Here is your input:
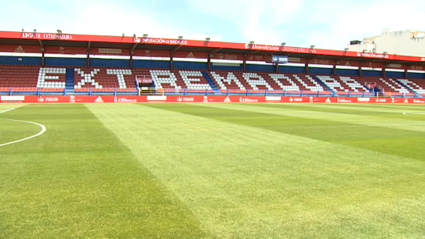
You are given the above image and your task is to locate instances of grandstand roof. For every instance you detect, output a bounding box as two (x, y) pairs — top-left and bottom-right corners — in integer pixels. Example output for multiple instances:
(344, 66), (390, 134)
(1, 31), (425, 70)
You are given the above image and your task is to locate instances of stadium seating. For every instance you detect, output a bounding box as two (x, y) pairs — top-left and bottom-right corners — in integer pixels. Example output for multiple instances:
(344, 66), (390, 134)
(73, 68), (212, 93)
(0, 66), (39, 87)
(74, 68), (135, 89)
(396, 78), (425, 95)
(293, 74), (324, 92)
(37, 67), (66, 89)
(177, 70), (211, 90)
(209, 71), (247, 90)
(377, 78), (409, 94)
(150, 69), (211, 90)
(1, 66), (424, 97)
(0, 66), (65, 93)
(210, 71), (363, 93)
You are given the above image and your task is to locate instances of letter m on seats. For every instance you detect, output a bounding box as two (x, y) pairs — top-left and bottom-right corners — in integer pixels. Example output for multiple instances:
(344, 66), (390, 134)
(210, 71), (246, 90)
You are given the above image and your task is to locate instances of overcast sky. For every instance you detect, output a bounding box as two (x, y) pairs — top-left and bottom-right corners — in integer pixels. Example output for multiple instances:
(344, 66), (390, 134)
(1, 0), (424, 50)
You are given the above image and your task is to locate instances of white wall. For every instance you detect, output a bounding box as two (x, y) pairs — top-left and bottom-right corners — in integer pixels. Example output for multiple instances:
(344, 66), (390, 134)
(347, 30), (425, 57)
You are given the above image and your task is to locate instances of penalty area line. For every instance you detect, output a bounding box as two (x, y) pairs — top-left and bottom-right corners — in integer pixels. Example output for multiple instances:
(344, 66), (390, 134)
(0, 108), (47, 147)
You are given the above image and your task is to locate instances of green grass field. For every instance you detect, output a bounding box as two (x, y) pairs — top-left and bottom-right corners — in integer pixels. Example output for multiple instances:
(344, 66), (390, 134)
(0, 103), (424, 238)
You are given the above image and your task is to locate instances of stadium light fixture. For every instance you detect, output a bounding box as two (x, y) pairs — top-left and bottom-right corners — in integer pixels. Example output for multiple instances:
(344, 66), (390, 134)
(133, 34), (136, 38)
(383, 51), (388, 55)
(57, 29), (62, 34)
(310, 45), (315, 49)
(21, 28), (24, 32)
(344, 48), (349, 51)
(206, 37), (211, 41)
(250, 41), (255, 44)
(143, 33), (148, 37)
(178, 36), (183, 39)
(33, 29), (36, 32)
(281, 42), (286, 46)
(362, 49), (367, 53)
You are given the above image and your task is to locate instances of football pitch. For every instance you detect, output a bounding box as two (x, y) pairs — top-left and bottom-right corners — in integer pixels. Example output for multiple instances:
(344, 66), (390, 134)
(0, 103), (424, 238)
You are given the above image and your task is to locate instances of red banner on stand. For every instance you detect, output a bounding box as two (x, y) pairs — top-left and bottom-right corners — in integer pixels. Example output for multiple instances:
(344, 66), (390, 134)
(173, 51), (208, 59)
(90, 48), (130, 56)
(44, 46), (87, 55)
(133, 50), (170, 58)
(0, 45), (41, 54)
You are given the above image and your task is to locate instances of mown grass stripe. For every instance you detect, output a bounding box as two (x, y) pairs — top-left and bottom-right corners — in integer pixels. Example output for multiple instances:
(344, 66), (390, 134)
(338, 103), (425, 111)
(0, 104), (207, 239)
(89, 103), (425, 239)
(206, 103), (425, 133)
(151, 103), (425, 162)
(280, 103), (425, 121)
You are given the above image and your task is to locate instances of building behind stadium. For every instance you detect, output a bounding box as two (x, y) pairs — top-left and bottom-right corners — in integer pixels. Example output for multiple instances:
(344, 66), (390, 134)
(348, 29), (425, 57)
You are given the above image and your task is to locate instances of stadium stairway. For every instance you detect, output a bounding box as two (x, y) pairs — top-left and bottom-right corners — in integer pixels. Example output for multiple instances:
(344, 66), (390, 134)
(311, 75), (335, 95)
(396, 80), (417, 96)
(65, 68), (75, 95)
(202, 71), (220, 94)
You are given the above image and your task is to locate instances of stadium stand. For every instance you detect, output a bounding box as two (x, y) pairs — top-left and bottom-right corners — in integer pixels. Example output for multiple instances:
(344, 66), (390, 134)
(0, 66), (423, 97)
(0, 57), (424, 99)
(0, 31), (424, 98)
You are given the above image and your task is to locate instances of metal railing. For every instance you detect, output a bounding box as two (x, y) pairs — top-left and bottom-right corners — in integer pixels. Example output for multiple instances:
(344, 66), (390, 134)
(0, 87), (423, 98)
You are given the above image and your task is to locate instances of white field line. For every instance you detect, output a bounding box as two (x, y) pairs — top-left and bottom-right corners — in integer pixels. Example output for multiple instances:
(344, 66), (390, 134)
(0, 108), (17, 114)
(0, 108), (47, 147)
(403, 112), (425, 117)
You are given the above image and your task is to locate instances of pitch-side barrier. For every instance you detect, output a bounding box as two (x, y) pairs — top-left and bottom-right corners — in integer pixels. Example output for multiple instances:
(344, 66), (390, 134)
(1, 95), (425, 104)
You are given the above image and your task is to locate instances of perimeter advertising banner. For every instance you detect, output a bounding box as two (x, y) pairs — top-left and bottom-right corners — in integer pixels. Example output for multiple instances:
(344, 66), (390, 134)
(0, 96), (25, 102)
(24, 96), (148, 103)
(2, 96), (423, 104)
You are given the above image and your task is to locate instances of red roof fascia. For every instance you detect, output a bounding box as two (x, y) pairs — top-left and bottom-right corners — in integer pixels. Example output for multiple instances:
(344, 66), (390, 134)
(0, 31), (424, 63)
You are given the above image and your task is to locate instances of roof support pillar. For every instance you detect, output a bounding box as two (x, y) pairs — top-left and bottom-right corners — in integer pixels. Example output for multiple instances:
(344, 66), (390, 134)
(404, 68), (408, 78)
(170, 51), (174, 70)
(207, 53), (211, 71)
(243, 54), (247, 72)
(358, 64), (363, 77)
(275, 63), (279, 73)
(332, 64), (336, 75)
(41, 48), (45, 67)
(130, 51), (134, 69)
(86, 42), (91, 68)
(305, 63), (309, 74)
(382, 67), (386, 78)
(86, 50), (90, 68)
